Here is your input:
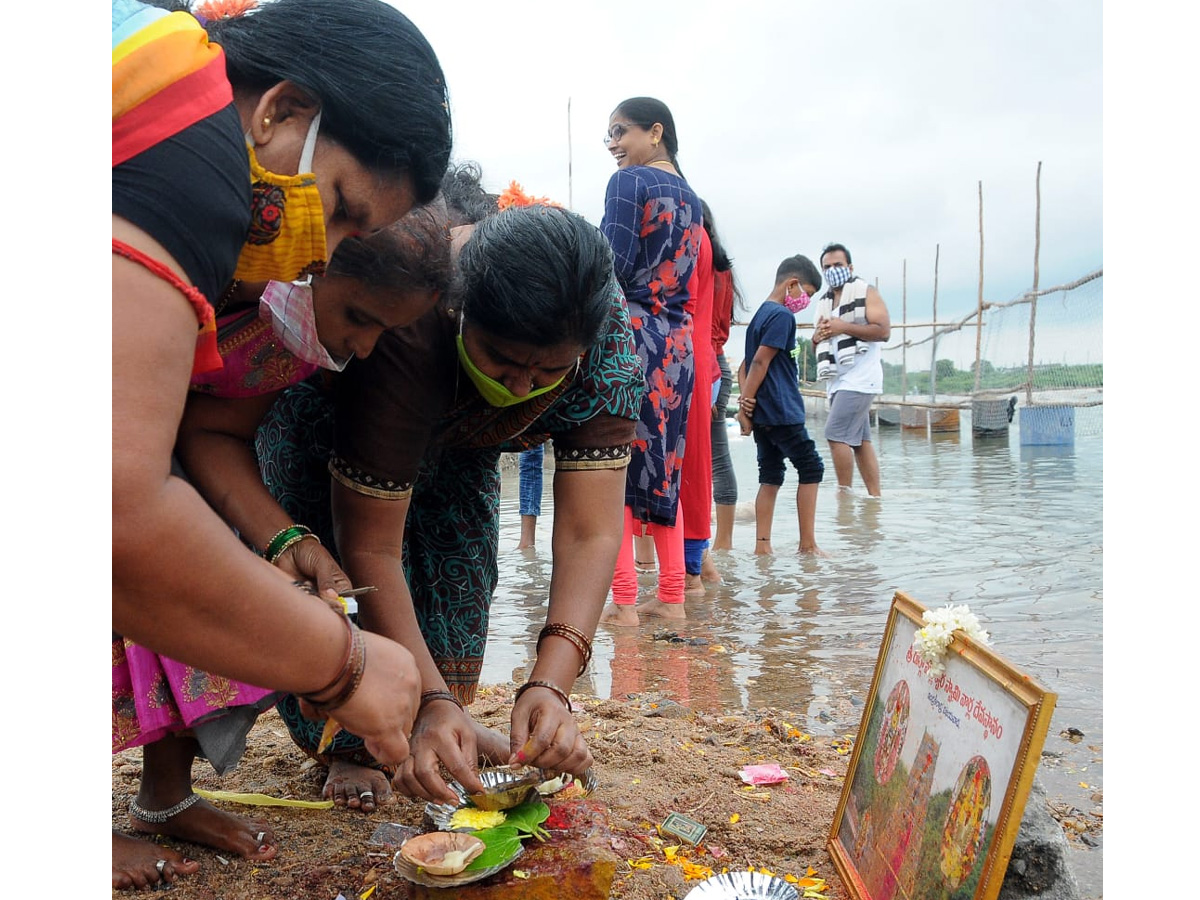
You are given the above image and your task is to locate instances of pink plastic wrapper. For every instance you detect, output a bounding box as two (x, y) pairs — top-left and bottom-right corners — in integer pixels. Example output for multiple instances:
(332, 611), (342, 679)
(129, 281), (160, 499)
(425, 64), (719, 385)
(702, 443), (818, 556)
(739, 764), (789, 785)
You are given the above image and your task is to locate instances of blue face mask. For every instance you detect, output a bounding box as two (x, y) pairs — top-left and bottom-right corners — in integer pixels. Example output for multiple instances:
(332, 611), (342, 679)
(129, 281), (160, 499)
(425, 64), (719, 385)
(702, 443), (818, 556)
(824, 265), (853, 290)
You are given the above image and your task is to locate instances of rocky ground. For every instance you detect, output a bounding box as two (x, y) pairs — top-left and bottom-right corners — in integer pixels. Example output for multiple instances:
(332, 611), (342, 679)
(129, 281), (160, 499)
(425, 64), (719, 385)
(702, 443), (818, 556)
(112, 686), (855, 899)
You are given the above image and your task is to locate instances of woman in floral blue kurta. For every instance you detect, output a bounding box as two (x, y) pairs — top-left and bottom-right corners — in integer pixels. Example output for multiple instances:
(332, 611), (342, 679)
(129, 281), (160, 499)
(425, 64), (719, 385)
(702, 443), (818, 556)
(600, 97), (702, 621)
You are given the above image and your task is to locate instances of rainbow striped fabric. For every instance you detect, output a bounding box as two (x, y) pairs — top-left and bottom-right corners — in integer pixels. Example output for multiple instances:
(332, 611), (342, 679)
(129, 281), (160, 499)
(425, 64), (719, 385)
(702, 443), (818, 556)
(112, 0), (233, 167)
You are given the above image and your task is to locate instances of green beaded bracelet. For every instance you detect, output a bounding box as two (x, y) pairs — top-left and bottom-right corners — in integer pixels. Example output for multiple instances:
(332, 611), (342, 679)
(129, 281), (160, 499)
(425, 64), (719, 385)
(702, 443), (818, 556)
(265, 525), (317, 565)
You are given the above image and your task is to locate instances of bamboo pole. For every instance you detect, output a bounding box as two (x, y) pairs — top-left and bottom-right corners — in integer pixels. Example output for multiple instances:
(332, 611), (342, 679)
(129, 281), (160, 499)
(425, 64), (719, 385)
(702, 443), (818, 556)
(974, 180), (985, 392)
(901, 259), (908, 397)
(930, 244), (940, 401)
(1025, 161), (1042, 405)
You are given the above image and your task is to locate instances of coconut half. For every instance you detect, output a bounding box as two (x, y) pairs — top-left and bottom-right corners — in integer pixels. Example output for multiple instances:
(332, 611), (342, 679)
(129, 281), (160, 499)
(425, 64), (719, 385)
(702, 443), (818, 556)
(400, 832), (486, 876)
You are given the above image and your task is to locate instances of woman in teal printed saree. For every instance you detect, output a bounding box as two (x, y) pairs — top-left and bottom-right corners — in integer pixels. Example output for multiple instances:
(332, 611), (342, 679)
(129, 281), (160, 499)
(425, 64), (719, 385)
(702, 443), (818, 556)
(257, 175), (643, 809)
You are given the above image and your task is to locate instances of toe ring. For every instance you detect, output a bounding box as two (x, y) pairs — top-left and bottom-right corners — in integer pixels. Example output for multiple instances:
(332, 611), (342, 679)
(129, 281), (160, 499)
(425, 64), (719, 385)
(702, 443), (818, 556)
(256, 831), (266, 844)
(359, 791), (374, 800)
(155, 859), (167, 875)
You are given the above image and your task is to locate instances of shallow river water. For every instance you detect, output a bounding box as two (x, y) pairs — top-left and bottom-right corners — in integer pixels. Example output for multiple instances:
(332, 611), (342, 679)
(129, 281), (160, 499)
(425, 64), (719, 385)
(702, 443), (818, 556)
(484, 404), (1103, 896)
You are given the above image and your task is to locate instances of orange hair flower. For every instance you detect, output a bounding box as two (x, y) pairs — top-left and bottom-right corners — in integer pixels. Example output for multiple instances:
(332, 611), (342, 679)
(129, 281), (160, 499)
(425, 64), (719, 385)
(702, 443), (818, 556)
(496, 180), (562, 211)
(195, 0), (258, 20)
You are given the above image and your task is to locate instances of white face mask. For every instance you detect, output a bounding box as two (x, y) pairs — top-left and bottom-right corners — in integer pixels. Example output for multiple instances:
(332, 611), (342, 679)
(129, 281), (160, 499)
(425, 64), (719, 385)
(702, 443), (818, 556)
(258, 277), (351, 371)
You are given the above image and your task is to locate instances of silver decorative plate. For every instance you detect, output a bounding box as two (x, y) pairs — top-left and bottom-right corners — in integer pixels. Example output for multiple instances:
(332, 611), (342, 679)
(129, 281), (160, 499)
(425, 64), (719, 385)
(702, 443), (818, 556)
(393, 844), (524, 888)
(683, 871), (799, 900)
(425, 766), (599, 831)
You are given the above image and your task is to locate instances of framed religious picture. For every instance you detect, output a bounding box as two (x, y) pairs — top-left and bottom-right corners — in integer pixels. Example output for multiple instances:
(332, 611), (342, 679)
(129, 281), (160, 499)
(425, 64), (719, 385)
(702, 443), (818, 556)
(828, 591), (1056, 900)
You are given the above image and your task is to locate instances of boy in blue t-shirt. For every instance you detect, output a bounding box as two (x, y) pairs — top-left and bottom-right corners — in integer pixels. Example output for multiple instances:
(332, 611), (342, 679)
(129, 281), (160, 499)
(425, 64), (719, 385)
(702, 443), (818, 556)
(735, 255), (827, 556)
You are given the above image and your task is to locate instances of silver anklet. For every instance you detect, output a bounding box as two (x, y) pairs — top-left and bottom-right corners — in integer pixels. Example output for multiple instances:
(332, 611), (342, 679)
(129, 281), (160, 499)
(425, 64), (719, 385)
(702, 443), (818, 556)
(129, 792), (201, 824)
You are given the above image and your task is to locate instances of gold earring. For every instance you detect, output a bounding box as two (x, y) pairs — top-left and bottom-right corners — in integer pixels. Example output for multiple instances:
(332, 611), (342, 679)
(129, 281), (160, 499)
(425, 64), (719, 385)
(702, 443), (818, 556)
(652, 139), (659, 147)
(262, 116), (272, 127)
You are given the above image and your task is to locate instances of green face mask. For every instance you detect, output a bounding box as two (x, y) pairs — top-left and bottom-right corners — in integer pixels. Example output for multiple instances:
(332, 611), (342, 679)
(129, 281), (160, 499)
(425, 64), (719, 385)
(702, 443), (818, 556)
(455, 331), (570, 407)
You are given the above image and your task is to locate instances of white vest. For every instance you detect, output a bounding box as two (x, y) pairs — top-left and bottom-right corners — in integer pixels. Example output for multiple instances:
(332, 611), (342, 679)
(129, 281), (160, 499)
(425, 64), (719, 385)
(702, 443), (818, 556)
(828, 280), (883, 396)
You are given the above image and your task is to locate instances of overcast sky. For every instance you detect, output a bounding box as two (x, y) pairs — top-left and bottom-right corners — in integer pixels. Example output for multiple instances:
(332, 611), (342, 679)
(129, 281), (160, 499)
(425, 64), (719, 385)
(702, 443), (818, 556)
(403, 0), (1102, 324)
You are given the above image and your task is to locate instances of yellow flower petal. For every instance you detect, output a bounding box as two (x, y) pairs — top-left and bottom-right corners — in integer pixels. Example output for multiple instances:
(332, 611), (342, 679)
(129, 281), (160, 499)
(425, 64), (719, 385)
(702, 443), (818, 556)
(317, 717), (342, 754)
(448, 808), (508, 830)
(360, 886), (376, 900)
(729, 813), (740, 824)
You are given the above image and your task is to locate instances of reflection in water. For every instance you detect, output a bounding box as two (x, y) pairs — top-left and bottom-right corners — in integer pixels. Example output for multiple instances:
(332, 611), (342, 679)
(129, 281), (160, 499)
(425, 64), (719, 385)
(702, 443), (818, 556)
(608, 628), (723, 711)
(490, 407), (1100, 731)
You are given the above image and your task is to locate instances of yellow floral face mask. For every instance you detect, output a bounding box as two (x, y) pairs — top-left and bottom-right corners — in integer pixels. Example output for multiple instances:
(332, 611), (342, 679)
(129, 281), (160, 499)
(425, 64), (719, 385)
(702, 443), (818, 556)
(234, 111), (328, 283)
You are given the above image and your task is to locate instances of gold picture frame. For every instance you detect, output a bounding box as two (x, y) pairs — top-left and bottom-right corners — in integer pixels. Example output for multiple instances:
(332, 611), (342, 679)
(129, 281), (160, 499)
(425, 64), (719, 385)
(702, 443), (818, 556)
(828, 591), (1056, 900)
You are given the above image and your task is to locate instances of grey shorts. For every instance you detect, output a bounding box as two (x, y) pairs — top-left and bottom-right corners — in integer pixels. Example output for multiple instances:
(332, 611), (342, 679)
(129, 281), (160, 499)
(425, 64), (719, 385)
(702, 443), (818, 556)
(825, 390), (875, 446)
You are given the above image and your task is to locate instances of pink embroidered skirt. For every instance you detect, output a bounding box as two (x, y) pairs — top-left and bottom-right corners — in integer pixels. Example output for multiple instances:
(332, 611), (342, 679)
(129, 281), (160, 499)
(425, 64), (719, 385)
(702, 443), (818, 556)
(112, 637), (279, 772)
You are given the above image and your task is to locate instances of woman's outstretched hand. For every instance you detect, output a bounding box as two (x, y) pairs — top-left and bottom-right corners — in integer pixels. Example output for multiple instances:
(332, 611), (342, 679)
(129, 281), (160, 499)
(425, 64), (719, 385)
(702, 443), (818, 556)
(508, 686), (592, 776)
(393, 701), (488, 805)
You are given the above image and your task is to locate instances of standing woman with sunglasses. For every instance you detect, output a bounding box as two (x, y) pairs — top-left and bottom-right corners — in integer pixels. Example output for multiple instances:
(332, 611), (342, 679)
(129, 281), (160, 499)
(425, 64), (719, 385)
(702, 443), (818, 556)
(598, 97), (704, 627)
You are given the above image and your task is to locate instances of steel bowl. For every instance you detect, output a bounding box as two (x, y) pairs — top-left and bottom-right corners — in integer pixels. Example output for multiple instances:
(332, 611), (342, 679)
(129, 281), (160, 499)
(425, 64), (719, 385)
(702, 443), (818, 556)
(683, 871), (799, 900)
(465, 766), (545, 811)
(425, 766), (600, 831)
(537, 766), (599, 798)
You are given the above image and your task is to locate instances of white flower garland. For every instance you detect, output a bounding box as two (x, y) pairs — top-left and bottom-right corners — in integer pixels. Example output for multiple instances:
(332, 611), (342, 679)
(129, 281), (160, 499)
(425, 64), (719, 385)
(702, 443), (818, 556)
(912, 604), (990, 676)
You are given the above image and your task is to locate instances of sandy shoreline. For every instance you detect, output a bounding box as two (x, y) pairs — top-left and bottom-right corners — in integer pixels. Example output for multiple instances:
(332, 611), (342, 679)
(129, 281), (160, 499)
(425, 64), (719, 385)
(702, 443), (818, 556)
(113, 685), (856, 898)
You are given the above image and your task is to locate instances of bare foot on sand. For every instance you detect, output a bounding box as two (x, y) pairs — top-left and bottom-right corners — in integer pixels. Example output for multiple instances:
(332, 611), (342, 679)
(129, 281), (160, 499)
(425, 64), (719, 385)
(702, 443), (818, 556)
(685, 574), (706, 596)
(130, 794), (276, 862)
(112, 831), (199, 891)
(600, 602), (640, 626)
(800, 544), (831, 558)
(636, 598), (687, 620)
(324, 758), (394, 811)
